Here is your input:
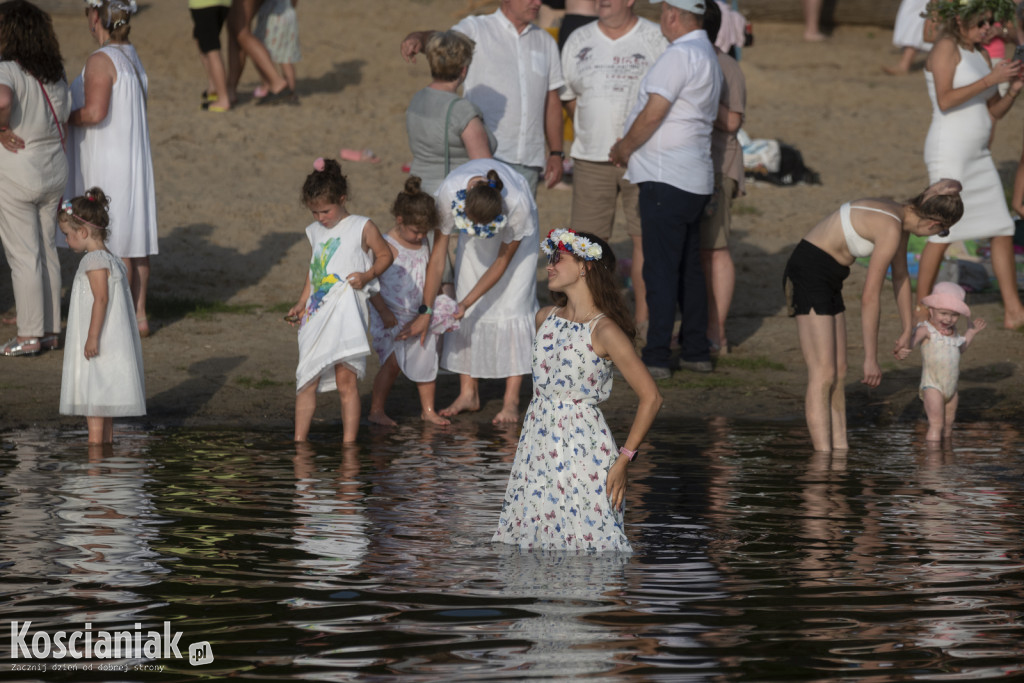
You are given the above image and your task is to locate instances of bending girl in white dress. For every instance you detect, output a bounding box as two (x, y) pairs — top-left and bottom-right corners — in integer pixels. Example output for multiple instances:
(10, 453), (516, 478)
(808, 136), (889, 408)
(286, 158), (393, 443)
(58, 188), (146, 444)
(398, 159), (539, 424)
(492, 230), (662, 551)
(368, 176), (460, 426)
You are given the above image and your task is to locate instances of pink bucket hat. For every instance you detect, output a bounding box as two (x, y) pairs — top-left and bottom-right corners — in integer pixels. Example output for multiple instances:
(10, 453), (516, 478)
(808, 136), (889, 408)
(921, 281), (970, 317)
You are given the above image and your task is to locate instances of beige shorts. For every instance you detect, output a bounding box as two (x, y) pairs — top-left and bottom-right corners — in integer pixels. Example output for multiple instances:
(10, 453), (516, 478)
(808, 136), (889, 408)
(570, 158), (642, 241)
(699, 174), (738, 250)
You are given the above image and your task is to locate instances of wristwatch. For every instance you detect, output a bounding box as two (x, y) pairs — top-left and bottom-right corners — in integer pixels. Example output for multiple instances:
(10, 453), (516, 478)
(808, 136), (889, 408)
(417, 304), (433, 315)
(549, 150), (564, 159)
(618, 446), (638, 462)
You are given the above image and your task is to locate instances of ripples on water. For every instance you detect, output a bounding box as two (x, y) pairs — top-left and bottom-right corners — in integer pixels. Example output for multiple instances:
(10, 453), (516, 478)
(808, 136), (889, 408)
(1, 421), (1022, 681)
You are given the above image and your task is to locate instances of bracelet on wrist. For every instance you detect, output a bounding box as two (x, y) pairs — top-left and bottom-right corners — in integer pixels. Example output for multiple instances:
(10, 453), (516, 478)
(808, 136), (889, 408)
(619, 446), (638, 462)
(549, 150), (564, 159)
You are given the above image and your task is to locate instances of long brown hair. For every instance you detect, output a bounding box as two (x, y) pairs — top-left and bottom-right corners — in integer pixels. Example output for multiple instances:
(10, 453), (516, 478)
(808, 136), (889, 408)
(0, 0), (65, 83)
(550, 232), (636, 342)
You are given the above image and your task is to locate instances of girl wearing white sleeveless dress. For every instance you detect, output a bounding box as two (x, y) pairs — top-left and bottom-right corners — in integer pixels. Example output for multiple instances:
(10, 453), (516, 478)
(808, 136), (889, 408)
(287, 158), (392, 444)
(492, 230), (661, 552)
(368, 177), (460, 426)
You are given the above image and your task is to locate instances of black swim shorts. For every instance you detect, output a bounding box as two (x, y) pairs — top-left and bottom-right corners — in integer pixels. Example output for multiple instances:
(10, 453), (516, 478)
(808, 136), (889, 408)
(782, 239), (851, 317)
(191, 6), (230, 54)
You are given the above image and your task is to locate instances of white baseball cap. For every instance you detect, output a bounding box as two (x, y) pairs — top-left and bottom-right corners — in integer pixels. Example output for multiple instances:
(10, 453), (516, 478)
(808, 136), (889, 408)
(651, 0), (707, 15)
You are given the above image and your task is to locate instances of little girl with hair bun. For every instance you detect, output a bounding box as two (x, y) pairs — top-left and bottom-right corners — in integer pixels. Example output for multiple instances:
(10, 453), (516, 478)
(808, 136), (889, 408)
(367, 176), (460, 426)
(58, 187), (146, 444)
(400, 158), (540, 424)
(287, 157), (392, 443)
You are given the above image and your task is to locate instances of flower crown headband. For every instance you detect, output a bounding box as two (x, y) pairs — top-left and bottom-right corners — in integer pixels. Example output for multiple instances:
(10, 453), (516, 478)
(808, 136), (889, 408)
(541, 228), (603, 261)
(60, 199), (106, 234)
(924, 0), (1015, 23)
(84, 0), (138, 30)
(451, 188), (507, 239)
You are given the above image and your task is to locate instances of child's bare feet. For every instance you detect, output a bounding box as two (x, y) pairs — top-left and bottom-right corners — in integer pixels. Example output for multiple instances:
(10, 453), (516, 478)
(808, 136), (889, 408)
(421, 409), (450, 426)
(368, 410), (397, 426)
(491, 405), (519, 425)
(439, 393), (480, 417)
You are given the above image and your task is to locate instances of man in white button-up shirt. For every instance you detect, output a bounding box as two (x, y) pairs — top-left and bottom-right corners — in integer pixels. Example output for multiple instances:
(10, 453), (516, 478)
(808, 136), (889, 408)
(401, 0), (566, 192)
(609, 0), (721, 378)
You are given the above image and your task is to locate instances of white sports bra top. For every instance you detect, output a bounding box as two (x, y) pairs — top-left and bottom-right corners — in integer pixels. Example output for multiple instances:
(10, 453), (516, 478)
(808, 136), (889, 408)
(840, 202), (901, 258)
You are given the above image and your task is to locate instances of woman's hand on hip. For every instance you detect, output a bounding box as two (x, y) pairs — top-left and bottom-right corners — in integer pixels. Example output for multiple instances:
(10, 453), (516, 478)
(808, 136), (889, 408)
(0, 130), (24, 153)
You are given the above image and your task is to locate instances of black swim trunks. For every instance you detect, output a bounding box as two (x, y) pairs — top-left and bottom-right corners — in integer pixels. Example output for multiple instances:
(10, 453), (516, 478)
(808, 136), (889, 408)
(782, 240), (851, 316)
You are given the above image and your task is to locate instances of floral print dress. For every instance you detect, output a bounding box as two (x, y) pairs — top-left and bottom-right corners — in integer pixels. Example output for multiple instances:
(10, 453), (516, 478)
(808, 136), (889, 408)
(492, 309), (632, 552)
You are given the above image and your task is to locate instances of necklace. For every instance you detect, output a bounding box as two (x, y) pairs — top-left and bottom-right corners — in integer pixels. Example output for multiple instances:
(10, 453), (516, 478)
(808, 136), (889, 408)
(564, 305), (598, 325)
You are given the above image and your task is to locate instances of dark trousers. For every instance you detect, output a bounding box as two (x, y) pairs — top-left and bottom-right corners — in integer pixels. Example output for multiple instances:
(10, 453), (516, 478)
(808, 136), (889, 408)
(638, 181), (711, 368)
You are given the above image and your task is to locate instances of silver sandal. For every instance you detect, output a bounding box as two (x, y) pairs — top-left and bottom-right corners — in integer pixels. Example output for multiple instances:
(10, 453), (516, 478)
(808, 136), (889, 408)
(1, 337), (41, 357)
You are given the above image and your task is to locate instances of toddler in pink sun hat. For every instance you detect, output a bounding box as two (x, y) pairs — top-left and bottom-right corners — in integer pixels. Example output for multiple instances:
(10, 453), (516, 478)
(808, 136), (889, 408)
(906, 282), (985, 442)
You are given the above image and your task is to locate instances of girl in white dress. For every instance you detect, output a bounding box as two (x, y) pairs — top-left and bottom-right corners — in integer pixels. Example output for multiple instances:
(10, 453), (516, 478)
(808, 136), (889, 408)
(919, 0), (1024, 329)
(67, 1), (158, 336)
(398, 159), (539, 425)
(368, 177), (460, 426)
(492, 230), (662, 551)
(58, 188), (146, 444)
(286, 158), (392, 443)
(885, 0), (933, 75)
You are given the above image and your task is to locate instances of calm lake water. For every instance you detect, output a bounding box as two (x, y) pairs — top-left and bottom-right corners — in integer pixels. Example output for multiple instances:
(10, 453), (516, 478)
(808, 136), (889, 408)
(1, 421), (1022, 682)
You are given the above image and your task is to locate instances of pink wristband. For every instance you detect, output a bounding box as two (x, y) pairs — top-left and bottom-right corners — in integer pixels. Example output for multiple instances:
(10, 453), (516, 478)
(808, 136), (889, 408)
(619, 446), (637, 462)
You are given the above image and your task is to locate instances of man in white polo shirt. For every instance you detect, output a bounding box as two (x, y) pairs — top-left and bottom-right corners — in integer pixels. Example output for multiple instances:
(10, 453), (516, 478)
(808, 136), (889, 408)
(401, 0), (565, 192)
(560, 0), (666, 339)
(609, 0), (721, 378)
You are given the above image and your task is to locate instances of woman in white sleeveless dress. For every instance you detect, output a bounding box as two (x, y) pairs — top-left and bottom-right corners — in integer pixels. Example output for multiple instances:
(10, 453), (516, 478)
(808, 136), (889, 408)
(919, 1), (1024, 330)
(67, 0), (158, 337)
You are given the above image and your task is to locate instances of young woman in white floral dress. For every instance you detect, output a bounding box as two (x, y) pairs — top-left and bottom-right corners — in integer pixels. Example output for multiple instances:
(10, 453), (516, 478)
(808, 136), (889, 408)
(492, 229), (663, 552)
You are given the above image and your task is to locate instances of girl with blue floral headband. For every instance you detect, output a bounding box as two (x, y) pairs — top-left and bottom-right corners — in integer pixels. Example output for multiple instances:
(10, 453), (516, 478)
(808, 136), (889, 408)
(397, 159), (540, 425)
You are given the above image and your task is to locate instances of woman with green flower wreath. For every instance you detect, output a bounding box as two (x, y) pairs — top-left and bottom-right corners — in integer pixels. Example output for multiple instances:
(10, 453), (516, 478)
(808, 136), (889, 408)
(918, 0), (1024, 329)
(399, 159), (539, 424)
(492, 228), (662, 551)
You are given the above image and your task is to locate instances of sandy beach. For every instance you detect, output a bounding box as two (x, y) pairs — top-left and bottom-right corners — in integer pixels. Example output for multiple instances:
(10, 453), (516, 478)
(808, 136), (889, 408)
(2, 0), (1022, 436)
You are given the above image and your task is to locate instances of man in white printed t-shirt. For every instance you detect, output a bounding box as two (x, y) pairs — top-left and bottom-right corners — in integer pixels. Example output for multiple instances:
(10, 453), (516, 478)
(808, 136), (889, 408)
(401, 0), (566, 193)
(560, 0), (666, 338)
(609, 0), (721, 379)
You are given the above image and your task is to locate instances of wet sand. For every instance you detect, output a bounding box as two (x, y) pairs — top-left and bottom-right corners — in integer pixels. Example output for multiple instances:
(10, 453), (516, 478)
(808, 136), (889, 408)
(2, 0), (1023, 435)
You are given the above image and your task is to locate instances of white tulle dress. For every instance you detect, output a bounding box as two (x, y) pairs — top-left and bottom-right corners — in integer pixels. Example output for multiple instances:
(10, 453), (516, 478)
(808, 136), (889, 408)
(924, 46), (1015, 243)
(436, 159), (539, 379)
(892, 0), (931, 51)
(60, 250), (146, 417)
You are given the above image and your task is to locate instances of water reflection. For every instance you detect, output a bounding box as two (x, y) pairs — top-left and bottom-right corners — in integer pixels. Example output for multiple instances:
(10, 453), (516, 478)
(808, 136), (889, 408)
(0, 421), (1021, 681)
(0, 434), (169, 626)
